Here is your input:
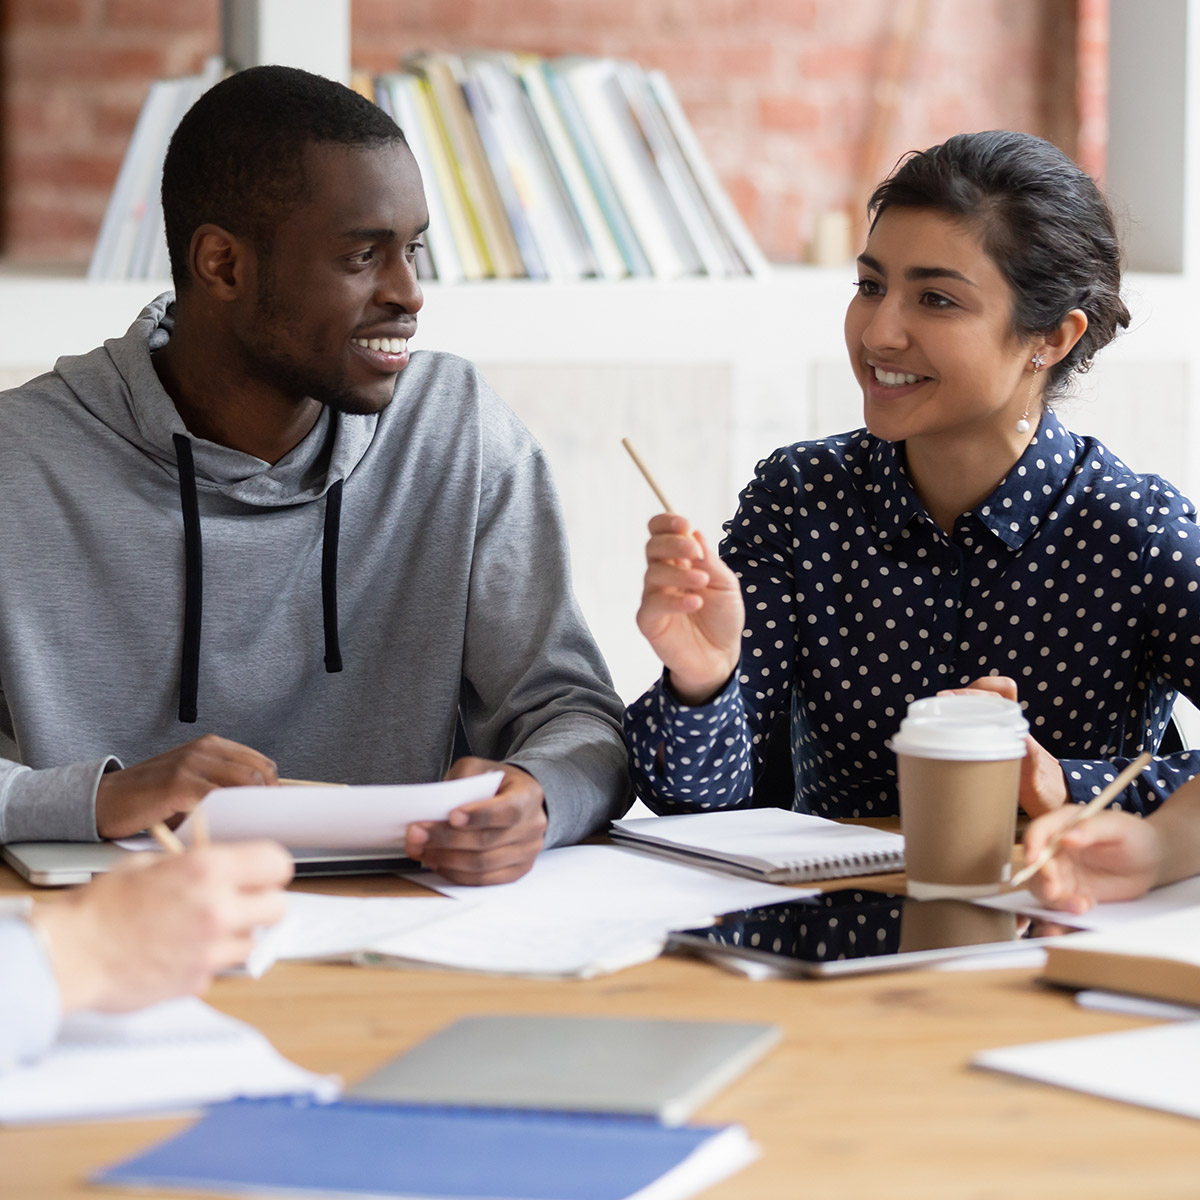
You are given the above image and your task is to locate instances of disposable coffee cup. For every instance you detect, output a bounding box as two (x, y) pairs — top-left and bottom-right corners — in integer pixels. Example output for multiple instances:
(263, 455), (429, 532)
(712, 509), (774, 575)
(890, 698), (1028, 900)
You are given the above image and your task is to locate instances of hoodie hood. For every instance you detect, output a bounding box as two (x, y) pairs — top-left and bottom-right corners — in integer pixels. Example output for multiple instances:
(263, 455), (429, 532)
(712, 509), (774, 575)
(52, 292), (369, 721)
(54, 291), (379, 509)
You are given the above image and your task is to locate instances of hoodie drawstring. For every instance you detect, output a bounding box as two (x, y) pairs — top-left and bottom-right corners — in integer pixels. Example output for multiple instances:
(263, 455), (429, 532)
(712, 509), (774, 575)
(321, 478), (344, 673)
(173, 433), (203, 723)
(172, 435), (344, 723)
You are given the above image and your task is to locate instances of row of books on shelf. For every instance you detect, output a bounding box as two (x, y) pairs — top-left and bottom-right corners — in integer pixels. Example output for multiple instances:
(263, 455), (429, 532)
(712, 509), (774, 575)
(89, 52), (769, 284)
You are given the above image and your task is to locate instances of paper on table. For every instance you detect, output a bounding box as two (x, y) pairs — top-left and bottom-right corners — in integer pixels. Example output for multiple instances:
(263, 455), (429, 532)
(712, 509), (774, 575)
(977, 875), (1200, 930)
(175, 772), (504, 849)
(973, 1019), (1200, 1120)
(244, 891), (465, 977)
(1075, 990), (1200, 1021)
(362, 844), (805, 978)
(930, 947), (1048, 972)
(0, 997), (338, 1125)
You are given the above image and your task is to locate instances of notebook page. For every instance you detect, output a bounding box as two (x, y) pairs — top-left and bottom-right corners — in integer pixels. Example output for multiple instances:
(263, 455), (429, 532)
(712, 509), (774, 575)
(0, 997), (337, 1124)
(1042, 906), (1200, 965)
(611, 809), (904, 874)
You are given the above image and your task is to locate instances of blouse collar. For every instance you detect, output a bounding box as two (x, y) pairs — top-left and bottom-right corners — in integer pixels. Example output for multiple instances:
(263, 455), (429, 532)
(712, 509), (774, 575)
(864, 409), (1080, 549)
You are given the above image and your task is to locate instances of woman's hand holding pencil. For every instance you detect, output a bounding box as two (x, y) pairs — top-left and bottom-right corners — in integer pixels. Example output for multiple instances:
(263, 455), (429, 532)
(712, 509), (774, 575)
(623, 440), (745, 706)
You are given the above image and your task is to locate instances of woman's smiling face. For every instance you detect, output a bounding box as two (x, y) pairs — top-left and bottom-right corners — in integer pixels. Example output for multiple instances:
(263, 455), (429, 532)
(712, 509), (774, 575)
(844, 207), (1036, 446)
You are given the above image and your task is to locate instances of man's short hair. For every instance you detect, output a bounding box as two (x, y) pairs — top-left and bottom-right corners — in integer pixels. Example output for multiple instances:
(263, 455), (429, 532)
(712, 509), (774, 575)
(161, 65), (405, 290)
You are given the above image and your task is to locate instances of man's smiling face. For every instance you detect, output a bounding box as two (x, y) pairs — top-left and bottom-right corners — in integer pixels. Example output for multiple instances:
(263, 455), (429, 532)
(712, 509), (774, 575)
(233, 139), (429, 416)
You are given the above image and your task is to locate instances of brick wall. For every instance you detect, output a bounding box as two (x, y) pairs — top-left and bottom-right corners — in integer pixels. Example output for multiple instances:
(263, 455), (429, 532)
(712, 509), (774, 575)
(1, 0), (1092, 266)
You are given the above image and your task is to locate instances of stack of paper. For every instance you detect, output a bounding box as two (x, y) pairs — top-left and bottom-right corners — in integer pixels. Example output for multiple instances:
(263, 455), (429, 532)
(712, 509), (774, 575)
(244, 891), (464, 977)
(359, 843), (804, 978)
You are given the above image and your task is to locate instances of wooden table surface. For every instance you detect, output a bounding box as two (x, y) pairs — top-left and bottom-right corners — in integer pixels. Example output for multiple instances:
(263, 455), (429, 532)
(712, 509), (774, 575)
(3, 861), (1199, 1200)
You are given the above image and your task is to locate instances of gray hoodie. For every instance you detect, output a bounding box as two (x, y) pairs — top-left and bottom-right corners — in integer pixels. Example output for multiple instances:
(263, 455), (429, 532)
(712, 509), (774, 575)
(0, 294), (630, 845)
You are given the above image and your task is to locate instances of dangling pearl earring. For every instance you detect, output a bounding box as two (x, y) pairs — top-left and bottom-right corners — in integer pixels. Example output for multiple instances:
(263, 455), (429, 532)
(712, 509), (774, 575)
(1017, 351), (1046, 434)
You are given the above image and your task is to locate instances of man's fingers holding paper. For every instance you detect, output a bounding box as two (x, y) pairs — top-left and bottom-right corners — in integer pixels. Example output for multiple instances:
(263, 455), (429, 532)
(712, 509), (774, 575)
(406, 759), (548, 884)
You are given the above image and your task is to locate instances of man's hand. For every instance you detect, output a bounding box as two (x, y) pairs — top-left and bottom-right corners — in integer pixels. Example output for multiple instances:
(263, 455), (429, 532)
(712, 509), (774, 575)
(405, 758), (548, 886)
(95, 734), (278, 839)
(30, 841), (293, 1013)
(942, 676), (1068, 817)
(1022, 806), (1162, 914)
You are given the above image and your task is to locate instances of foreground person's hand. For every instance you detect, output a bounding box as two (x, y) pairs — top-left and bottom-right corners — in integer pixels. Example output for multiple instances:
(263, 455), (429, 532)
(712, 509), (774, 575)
(1022, 806), (1161, 913)
(30, 841), (293, 1012)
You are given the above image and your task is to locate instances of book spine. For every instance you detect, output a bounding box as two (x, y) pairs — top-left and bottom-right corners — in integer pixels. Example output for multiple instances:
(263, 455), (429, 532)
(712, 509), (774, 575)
(543, 61), (651, 278)
(458, 67), (549, 280)
(411, 73), (490, 280)
(417, 53), (525, 279)
(646, 70), (771, 278)
(381, 74), (465, 284)
(557, 58), (701, 279)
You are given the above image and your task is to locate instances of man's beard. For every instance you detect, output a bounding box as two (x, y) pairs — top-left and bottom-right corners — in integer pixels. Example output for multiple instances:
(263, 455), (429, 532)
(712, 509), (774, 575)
(246, 257), (393, 415)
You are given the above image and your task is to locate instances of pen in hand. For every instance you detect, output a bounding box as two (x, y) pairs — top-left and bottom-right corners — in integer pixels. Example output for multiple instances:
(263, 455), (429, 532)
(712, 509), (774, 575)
(1009, 751), (1153, 889)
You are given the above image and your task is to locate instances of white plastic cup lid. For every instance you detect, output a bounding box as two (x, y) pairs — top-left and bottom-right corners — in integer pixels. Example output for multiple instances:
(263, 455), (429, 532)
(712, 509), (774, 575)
(904, 693), (1026, 729)
(890, 693), (1029, 761)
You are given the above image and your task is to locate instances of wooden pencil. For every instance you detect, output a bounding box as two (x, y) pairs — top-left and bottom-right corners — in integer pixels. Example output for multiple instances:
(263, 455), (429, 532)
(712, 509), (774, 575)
(621, 437), (675, 514)
(149, 823), (185, 855)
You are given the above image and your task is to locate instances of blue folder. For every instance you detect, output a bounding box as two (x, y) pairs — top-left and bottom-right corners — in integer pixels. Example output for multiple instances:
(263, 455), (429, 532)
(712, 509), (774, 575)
(93, 1096), (747, 1199)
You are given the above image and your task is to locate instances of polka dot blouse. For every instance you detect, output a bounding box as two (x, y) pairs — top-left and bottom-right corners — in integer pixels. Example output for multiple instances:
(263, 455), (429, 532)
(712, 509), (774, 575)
(624, 411), (1200, 818)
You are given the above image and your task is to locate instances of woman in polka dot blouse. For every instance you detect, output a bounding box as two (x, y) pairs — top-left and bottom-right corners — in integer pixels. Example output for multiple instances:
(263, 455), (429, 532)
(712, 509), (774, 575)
(625, 130), (1200, 821)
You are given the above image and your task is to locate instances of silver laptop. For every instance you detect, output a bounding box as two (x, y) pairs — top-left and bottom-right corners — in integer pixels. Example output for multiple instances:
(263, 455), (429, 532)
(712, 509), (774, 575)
(346, 1015), (781, 1126)
(2, 841), (419, 886)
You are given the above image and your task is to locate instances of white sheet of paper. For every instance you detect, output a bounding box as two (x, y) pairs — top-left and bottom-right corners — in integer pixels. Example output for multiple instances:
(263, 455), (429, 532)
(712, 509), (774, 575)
(976, 875), (1200, 930)
(175, 772), (504, 849)
(930, 947), (1049, 972)
(113, 835), (158, 852)
(974, 1019), (1200, 1120)
(0, 997), (338, 1125)
(363, 844), (806, 978)
(244, 891), (465, 977)
(1075, 990), (1200, 1022)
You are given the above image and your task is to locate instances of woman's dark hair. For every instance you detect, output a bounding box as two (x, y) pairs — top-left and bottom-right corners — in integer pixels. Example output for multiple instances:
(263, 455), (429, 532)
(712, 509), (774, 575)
(162, 65), (405, 291)
(868, 130), (1130, 394)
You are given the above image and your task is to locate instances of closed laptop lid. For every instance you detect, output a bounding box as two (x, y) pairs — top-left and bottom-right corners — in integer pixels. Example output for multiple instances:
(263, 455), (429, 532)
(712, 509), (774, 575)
(2, 841), (416, 886)
(346, 1014), (781, 1125)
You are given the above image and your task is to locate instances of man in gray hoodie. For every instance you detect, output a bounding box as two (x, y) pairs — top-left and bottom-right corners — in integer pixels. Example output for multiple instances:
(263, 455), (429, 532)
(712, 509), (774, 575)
(0, 66), (630, 884)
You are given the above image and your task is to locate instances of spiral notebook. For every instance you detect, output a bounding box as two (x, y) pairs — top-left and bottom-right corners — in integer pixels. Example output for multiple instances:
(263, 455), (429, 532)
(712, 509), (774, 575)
(609, 809), (905, 883)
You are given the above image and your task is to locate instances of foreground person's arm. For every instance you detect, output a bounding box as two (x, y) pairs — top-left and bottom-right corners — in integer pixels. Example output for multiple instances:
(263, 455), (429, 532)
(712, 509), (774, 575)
(1, 842), (292, 1069)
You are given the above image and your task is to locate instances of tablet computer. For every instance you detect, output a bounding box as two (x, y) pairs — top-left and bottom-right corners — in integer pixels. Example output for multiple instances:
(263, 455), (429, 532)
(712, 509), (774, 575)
(667, 888), (1087, 978)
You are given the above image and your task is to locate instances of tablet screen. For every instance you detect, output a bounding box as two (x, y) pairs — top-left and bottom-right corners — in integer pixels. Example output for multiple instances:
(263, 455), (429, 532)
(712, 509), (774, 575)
(668, 889), (1085, 975)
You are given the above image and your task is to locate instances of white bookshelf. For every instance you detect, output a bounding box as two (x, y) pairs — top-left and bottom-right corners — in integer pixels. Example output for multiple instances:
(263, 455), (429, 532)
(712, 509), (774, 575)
(0, 268), (1197, 701)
